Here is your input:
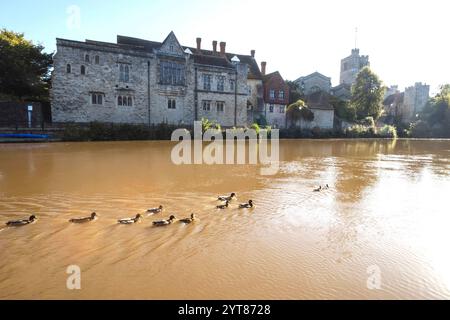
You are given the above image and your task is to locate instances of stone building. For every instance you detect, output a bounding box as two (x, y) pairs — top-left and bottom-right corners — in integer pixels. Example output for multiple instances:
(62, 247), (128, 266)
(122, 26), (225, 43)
(51, 32), (262, 127)
(383, 82), (429, 123)
(294, 72), (331, 95)
(304, 91), (335, 129)
(260, 70), (289, 128)
(403, 82), (430, 121)
(339, 48), (370, 85)
(330, 83), (352, 101)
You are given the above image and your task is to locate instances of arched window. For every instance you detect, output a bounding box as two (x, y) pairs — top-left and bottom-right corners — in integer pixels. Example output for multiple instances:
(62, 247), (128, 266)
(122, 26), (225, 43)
(118, 96), (122, 106)
(85, 54), (90, 62)
(66, 64), (71, 73)
(81, 65), (86, 75)
(127, 97), (132, 106)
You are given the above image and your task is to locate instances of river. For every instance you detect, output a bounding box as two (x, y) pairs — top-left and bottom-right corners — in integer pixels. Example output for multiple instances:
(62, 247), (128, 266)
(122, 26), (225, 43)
(0, 139), (449, 299)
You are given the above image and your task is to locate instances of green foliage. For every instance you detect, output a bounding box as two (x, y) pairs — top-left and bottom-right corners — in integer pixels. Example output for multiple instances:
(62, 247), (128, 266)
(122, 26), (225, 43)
(351, 67), (385, 120)
(61, 122), (180, 141)
(409, 120), (431, 138)
(330, 96), (356, 122)
(286, 99), (314, 125)
(378, 125), (398, 139)
(201, 118), (220, 133)
(409, 84), (450, 138)
(250, 123), (260, 135)
(0, 29), (53, 101)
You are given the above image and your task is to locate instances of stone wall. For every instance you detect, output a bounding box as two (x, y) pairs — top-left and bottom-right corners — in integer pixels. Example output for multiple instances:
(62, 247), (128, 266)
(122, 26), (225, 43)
(51, 36), (249, 127)
(264, 103), (286, 128)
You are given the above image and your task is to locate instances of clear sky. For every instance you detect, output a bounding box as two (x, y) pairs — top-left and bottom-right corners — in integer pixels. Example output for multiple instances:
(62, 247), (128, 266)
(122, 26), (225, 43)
(1, 0), (449, 93)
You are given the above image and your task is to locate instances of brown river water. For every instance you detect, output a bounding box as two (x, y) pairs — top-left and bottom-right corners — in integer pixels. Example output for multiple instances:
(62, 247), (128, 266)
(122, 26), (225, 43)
(0, 139), (449, 299)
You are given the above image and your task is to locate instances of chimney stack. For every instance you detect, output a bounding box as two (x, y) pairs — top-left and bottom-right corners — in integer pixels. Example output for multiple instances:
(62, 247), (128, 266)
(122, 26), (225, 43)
(212, 40), (218, 53)
(196, 37), (202, 51)
(251, 50), (255, 58)
(261, 61), (267, 76)
(220, 42), (226, 55)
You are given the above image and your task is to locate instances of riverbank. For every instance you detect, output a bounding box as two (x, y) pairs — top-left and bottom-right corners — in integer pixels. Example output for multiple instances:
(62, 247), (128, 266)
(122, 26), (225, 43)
(2, 121), (449, 143)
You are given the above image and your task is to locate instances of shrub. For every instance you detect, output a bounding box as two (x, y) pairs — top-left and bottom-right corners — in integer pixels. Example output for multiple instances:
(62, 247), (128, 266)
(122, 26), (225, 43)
(409, 120), (431, 138)
(378, 125), (398, 139)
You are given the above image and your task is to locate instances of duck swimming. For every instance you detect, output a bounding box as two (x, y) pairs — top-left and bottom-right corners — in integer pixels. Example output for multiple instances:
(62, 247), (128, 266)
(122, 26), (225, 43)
(218, 193), (236, 202)
(216, 201), (229, 209)
(69, 212), (98, 223)
(118, 214), (142, 225)
(6, 215), (37, 227)
(153, 215), (177, 227)
(179, 213), (196, 224)
(239, 200), (254, 209)
(147, 205), (163, 214)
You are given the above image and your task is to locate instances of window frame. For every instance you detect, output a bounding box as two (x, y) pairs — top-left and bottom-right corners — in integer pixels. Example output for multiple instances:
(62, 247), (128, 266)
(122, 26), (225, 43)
(216, 101), (225, 112)
(269, 89), (275, 99)
(203, 74), (212, 91)
(91, 93), (103, 106)
(217, 76), (225, 92)
(202, 100), (211, 111)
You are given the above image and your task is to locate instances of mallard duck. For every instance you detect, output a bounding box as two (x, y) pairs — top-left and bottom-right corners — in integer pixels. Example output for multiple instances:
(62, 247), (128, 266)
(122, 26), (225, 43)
(6, 215), (37, 227)
(216, 201), (229, 209)
(313, 186), (322, 192)
(118, 214), (142, 225)
(179, 213), (196, 224)
(153, 215), (176, 227)
(147, 205), (163, 214)
(69, 212), (98, 223)
(218, 193), (236, 202)
(239, 200), (254, 209)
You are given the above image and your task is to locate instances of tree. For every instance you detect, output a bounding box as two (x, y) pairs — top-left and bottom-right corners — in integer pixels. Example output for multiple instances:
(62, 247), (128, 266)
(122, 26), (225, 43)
(330, 95), (356, 122)
(286, 80), (305, 104)
(286, 99), (314, 128)
(416, 84), (450, 137)
(350, 67), (385, 120)
(0, 29), (53, 101)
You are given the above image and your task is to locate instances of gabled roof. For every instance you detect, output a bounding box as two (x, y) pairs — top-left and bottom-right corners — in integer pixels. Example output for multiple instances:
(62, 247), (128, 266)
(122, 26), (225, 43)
(116, 33), (263, 77)
(295, 71), (331, 83)
(263, 71), (284, 82)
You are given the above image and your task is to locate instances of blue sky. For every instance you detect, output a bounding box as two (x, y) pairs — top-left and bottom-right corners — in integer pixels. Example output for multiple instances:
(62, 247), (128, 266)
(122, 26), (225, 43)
(1, 0), (449, 93)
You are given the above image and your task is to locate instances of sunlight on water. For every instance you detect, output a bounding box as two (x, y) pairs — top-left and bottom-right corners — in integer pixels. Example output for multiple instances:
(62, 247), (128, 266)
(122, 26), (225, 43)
(0, 139), (449, 299)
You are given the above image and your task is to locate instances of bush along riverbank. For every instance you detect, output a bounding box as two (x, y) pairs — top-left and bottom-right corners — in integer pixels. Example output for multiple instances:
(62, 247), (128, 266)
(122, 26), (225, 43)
(57, 121), (402, 142)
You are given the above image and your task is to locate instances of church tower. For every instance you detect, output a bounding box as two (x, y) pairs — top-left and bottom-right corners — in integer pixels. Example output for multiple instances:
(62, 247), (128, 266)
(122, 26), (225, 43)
(339, 48), (370, 85)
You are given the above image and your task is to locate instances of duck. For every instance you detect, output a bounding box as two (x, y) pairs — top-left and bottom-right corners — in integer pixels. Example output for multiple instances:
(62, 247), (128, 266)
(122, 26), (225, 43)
(179, 213), (196, 224)
(218, 193), (236, 202)
(313, 186), (322, 192)
(239, 200), (254, 209)
(216, 200), (230, 209)
(118, 214), (142, 225)
(69, 212), (98, 223)
(6, 215), (37, 227)
(152, 215), (177, 227)
(147, 205), (163, 214)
